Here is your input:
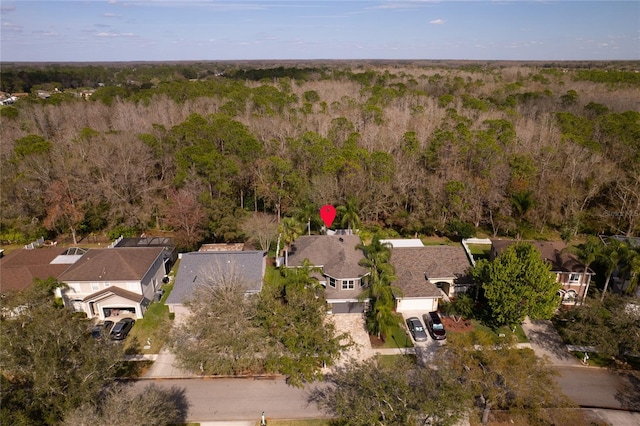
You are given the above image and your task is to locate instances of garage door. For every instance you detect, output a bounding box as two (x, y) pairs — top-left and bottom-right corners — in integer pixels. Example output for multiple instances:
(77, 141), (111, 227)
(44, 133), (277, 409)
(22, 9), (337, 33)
(396, 298), (438, 313)
(330, 301), (365, 314)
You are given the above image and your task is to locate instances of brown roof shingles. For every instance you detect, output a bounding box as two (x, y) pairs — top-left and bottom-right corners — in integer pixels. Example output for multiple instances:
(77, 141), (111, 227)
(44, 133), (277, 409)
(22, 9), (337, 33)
(59, 247), (164, 282)
(83, 286), (144, 303)
(0, 247), (70, 293)
(391, 246), (472, 298)
(491, 240), (590, 273)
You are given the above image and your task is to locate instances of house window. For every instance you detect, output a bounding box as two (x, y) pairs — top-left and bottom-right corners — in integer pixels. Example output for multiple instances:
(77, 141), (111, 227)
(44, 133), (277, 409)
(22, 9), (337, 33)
(91, 282), (100, 291)
(103, 282), (111, 288)
(569, 273), (581, 283)
(329, 277), (336, 288)
(342, 280), (355, 290)
(359, 278), (365, 288)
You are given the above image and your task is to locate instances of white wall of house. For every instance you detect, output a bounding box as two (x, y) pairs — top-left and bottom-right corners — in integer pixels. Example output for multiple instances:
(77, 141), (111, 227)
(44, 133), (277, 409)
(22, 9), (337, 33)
(396, 297), (439, 313)
(61, 280), (140, 299)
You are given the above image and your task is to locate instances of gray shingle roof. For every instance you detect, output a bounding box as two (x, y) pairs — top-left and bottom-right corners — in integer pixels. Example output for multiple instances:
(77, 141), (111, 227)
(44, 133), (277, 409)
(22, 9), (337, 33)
(58, 247), (164, 282)
(286, 235), (367, 279)
(167, 251), (266, 305)
(391, 246), (472, 298)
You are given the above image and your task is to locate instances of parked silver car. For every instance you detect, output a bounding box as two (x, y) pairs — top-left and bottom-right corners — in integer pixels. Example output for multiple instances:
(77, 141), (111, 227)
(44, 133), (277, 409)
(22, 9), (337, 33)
(406, 317), (428, 342)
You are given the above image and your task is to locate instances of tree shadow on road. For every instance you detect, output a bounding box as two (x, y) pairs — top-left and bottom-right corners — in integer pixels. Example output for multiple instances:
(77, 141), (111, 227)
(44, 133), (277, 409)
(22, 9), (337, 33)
(615, 370), (640, 411)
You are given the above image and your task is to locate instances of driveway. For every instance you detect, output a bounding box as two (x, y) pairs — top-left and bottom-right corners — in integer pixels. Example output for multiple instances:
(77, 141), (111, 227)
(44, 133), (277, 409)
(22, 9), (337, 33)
(521, 317), (581, 366)
(400, 310), (446, 366)
(326, 313), (374, 367)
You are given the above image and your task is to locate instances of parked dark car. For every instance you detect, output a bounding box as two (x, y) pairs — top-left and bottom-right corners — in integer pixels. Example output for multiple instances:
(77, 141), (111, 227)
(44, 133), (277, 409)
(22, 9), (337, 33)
(406, 317), (428, 342)
(91, 320), (114, 341)
(423, 312), (446, 340)
(109, 318), (135, 340)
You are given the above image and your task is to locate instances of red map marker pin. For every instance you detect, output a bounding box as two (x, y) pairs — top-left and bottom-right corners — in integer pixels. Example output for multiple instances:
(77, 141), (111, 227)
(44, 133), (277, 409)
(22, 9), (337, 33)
(320, 204), (336, 228)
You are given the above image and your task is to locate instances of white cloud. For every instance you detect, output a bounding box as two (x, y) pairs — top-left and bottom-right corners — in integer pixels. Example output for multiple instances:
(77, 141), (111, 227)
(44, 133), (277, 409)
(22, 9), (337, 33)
(430, 19), (445, 25)
(96, 32), (136, 38)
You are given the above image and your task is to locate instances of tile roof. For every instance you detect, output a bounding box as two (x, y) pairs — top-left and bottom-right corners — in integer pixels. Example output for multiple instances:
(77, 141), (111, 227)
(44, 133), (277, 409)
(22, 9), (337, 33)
(286, 235), (367, 279)
(490, 240), (590, 273)
(59, 247), (164, 282)
(391, 246), (472, 298)
(166, 251), (266, 305)
(0, 247), (70, 293)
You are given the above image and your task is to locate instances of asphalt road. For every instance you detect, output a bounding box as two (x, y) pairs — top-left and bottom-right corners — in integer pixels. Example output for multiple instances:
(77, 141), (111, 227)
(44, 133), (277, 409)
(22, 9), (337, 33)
(555, 366), (640, 410)
(132, 377), (329, 423)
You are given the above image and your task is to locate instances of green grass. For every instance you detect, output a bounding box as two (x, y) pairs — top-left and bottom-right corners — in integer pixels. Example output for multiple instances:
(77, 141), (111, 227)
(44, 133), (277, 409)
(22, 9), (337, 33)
(421, 236), (459, 246)
(569, 351), (613, 367)
(124, 281), (175, 354)
(377, 354), (417, 368)
(467, 243), (491, 259)
(380, 316), (414, 349)
(471, 320), (529, 343)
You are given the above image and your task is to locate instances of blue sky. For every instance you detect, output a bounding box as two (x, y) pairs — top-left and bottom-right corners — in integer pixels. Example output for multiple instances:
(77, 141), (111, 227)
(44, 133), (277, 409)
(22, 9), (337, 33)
(1, 1), (639, 62)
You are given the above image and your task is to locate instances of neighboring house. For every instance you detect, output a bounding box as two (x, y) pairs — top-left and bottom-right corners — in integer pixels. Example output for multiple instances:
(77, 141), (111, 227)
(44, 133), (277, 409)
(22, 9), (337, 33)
(490, 240), (594, 305)
(285, 235), (368, 314)
(57, 247), (166, 319)
(0, 246), (85, 294)
(382, 239), (473, 312)
(166, 250), (267, 321)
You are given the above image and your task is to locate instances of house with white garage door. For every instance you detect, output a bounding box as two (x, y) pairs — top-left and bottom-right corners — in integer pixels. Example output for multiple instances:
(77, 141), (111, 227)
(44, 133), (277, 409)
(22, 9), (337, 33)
(57, 247), (166, 320)
(382, 239), (473, 313)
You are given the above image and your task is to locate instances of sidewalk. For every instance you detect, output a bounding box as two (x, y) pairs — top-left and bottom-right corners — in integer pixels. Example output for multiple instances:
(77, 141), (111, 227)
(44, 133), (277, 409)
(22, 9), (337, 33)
(142, 348), (197, 379)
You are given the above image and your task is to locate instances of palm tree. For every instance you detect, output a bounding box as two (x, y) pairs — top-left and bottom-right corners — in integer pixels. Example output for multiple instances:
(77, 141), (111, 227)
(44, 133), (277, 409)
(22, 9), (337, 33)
(620, 246), (640, 296)
(279, 216), (302, 264)
(570, 235), (601, 303)
(338, 197), (361, 234)
(597, 239), (627, 301)
(357, 235), (401, 339)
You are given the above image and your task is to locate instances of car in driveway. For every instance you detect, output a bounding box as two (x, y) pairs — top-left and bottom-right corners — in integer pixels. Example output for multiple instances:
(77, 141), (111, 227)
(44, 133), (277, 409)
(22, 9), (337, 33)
(109, 318), (135, 340)
(91, 320), (114, 341)
(423, 311), (446, 340)
(406, 317), (428, 342)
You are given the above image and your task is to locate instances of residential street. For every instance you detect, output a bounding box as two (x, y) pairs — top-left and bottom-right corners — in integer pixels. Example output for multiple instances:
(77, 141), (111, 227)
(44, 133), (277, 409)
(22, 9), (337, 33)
(133, 314), (640, 424)
(131, 378), (329, 423)
(555, 366), (635, 409)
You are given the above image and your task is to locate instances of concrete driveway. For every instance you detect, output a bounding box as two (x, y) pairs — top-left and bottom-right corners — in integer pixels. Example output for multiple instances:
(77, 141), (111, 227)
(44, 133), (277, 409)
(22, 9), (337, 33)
(521, 317), (581, 366)
(399, 310), (446, 366)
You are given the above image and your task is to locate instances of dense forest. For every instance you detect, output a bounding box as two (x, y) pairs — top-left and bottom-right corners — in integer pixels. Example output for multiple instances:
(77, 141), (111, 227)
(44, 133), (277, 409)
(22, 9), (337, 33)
(1, 61), (639, 249)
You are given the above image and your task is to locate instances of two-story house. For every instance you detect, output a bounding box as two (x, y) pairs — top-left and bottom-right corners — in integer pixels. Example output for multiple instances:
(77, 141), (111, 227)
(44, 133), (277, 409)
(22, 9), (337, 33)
(285, 235), (368, 314)
(57, 247), (166, 319)
(490, 240), (594, 305)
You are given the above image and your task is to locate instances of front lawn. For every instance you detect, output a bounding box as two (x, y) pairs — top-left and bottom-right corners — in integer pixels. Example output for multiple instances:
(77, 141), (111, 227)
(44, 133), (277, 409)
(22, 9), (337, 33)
(370, 314), (414, 349)
(124, 282), (174, 354)
(468, 320), (529, 343)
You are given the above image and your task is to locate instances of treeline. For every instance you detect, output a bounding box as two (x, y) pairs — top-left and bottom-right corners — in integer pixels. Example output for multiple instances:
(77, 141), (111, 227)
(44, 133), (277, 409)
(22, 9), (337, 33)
(1, 62), (639, 248)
